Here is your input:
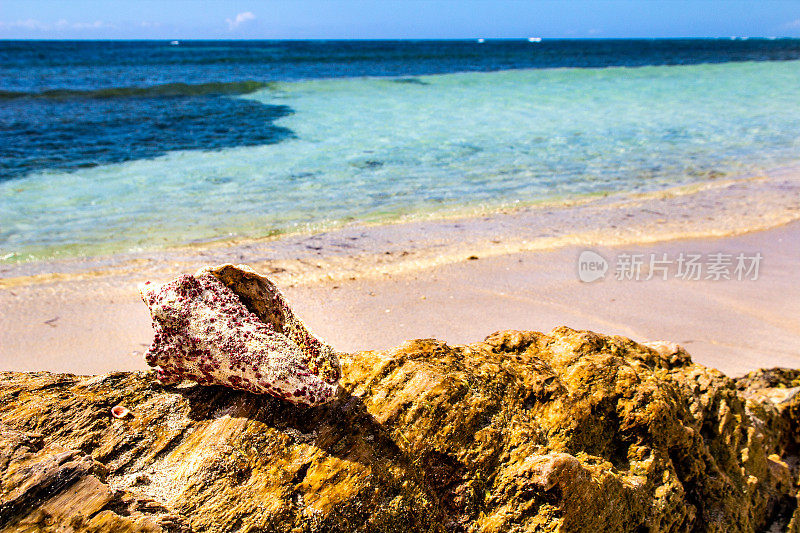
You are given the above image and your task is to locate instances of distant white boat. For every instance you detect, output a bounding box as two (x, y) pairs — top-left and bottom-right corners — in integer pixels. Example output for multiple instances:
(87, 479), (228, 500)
(170, 40), (180, 46)
(528, 37), (542, 43)
(477, 38), (485, 43)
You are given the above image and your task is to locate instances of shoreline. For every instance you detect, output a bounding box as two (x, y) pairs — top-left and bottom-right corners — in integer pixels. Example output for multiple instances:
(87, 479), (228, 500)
(1, 166), (799, 377)
(2, 164), (800, 288)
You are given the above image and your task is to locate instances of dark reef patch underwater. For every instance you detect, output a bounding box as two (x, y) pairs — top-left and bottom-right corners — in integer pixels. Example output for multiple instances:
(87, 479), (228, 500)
(0, 81), (293, 181)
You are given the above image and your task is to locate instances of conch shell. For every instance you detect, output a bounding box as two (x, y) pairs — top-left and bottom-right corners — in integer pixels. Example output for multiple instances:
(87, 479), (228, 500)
(139, 264), (340, 407)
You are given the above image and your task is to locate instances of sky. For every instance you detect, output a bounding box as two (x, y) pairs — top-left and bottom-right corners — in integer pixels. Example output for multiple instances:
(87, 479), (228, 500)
(2, 0), (800, 40)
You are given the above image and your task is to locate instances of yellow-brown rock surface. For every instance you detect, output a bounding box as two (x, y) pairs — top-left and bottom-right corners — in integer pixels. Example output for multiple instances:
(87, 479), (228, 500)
(1, 327), (799, 532)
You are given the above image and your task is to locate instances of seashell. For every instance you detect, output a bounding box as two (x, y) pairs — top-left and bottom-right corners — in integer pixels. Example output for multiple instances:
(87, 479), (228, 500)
(139, 264), (340, 407)
(111, 405), (131, 418)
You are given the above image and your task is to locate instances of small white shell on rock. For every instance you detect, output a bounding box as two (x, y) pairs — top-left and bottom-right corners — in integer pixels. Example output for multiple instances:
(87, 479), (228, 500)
(111, 405), (131, 418)
(643, 341), (684, 357)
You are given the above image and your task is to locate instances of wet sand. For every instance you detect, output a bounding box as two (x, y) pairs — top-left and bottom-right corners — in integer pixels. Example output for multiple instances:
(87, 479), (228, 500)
(2, 170), (800, 377)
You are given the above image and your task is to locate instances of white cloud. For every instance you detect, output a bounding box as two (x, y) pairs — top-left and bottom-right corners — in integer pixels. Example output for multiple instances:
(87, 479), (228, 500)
(783, 19), (800, 29)
(226, 11), (256, 30)
(0, 18), (114, 31)
(71, 20), (110, 30)
(0, 19), (48, 30)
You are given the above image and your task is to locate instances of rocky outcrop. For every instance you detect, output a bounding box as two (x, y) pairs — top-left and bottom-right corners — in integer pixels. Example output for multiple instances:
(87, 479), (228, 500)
(1, 328), (799, 532)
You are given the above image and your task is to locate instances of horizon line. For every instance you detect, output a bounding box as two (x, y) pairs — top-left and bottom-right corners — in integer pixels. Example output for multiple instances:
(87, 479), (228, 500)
(1, 36), (797, 41)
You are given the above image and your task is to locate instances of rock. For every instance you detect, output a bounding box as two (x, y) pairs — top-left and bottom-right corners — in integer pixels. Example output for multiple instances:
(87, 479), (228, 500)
(139, 265), (340, 407)
(1, 327), (799, 532)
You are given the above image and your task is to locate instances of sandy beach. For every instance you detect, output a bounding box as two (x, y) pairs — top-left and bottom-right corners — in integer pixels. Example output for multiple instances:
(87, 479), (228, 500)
(2, 168), (799, 377)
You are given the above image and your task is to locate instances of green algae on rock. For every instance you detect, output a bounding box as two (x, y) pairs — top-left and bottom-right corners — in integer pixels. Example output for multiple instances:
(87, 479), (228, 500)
(1, 327), (799, 532)
(139, 264), (340, 407)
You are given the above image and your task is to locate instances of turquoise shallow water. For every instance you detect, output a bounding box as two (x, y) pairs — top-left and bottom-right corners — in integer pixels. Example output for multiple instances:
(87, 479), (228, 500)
(3, 59), (800, 262)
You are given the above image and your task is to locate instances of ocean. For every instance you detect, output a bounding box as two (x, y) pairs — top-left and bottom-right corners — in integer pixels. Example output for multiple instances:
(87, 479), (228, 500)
(3, 39), (800, 262)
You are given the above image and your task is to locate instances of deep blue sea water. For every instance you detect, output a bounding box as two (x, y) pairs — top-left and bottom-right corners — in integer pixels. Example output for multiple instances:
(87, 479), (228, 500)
(2, 39), (800, 261)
